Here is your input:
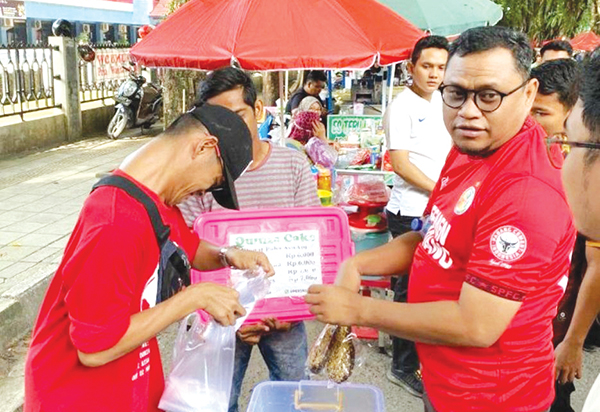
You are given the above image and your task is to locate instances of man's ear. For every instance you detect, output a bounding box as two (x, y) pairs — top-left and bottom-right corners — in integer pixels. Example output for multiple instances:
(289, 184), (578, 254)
(407, 61), (415, 75)
(255, 99), (264, 119)
(191, 134), (218, 159)
(524, 78), (539, 107)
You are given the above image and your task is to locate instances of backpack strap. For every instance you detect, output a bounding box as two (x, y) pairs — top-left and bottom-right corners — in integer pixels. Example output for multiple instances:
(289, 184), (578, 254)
(92, 175), (171, 247)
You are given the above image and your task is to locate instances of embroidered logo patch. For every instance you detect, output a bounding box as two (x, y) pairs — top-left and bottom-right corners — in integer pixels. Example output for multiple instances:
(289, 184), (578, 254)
(454, 186), (476, 215)
(490, 226), (527, 262)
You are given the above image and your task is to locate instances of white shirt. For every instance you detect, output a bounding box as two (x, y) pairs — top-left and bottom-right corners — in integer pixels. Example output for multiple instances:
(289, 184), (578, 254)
(384, 88), (452, 217)
(583, 373), (600, 412)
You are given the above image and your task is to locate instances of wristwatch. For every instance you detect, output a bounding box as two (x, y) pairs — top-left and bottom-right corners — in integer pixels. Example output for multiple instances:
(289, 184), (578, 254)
(219, 246), (240, 268)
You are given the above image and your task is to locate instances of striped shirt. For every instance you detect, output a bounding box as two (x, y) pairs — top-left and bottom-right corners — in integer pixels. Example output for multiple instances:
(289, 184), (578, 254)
(179, 142), (320, 227)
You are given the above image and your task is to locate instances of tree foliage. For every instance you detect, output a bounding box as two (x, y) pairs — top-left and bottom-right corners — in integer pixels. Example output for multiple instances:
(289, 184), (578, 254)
(493, 0), (598, 42)
(161, 0), (205, 127)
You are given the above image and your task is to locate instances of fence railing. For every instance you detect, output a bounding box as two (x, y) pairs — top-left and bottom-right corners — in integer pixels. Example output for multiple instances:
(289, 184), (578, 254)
(0, 44), (59, 118)
(79, 45), (131, 104)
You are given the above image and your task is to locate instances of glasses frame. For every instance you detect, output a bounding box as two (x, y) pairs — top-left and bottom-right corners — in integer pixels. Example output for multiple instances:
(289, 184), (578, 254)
(439, 79), (530, 113)
(545, 134), (600, 168)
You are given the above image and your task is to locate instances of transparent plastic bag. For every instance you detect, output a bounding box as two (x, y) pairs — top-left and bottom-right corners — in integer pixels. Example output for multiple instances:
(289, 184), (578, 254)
(343, 176), (390, 206)
(305, 137), (339, 168)
(306, 324), (364, 384)
(159, 269), (270, 412)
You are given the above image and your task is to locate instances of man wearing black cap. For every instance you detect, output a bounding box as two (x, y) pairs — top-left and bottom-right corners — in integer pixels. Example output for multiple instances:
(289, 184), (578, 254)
(24, 104), (274, 412)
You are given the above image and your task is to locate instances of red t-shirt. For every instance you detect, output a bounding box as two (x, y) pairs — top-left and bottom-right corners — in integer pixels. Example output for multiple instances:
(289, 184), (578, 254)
(25, 170), (200, 412)
(410, 118), (576, 412)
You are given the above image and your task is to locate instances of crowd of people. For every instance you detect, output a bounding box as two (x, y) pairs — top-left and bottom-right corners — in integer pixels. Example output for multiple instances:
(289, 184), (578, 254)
(20, 24), (600, 412)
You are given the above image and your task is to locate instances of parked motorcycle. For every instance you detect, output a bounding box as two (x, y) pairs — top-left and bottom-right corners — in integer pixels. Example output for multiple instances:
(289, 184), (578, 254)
(107, 64), (163, 139)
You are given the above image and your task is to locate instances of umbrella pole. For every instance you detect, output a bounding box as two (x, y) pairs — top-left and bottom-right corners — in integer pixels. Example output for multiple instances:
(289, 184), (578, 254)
(388, 63), (396, 107)
(279, 71), (286, 146)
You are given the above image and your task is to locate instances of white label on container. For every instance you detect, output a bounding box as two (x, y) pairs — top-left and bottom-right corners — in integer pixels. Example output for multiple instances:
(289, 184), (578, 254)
(229, 230), (322, 298)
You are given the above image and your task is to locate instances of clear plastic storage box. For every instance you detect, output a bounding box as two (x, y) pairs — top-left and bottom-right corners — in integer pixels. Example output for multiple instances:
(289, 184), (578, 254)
(246, 380), (385, 412)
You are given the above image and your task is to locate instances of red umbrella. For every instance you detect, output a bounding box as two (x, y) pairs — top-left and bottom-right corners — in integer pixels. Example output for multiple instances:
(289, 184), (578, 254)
(571, 31), (600, 52)
(130, 0), (424, 70)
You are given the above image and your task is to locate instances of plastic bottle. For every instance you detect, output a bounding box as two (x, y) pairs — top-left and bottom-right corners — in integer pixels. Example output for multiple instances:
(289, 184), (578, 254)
(317, 169), (332, 191)
(411, 216), (432, 237)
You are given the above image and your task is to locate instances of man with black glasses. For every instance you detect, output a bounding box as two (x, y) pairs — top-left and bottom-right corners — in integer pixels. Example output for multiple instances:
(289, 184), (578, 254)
(305, 27), (575, 412)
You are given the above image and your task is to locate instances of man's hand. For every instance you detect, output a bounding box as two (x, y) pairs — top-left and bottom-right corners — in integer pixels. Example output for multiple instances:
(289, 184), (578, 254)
(262, 317), (292, 333)
(226, 248), (275, 277)
(237, 324), (270, 345)
(185, 282), (245, 327)
(555, 339), (584, 384)
(305, 284), (363, 325)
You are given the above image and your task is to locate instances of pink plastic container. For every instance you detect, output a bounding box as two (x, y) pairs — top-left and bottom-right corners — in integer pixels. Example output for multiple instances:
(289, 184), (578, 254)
(192, 207), (354, 323)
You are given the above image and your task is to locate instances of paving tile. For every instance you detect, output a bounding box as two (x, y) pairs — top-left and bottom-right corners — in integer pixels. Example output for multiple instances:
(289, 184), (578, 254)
(13, 233), (63, 247)
(34, 219), (77, 236)
(48, 236), (70, 249)
(0, 232), (24, 247)
(0, 201), (27, 212)
(26, 213), (65, 225)
(0, 261), (37, 279)
(0, 210), (36, 223)
(20, 246), (63, 263)
(1, 221), (48, 234)
(0, 245), (38, 262)
(12, 202), (58, 213)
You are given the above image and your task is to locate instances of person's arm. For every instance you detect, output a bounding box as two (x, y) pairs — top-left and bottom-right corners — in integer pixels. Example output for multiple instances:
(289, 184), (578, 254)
(555, 244), (600, 384)
(78, 282), (244, 367)
(306, 281), (521, 347)
(332, 231), (423, 292)
(192, 239), (274, 276)
(389, 150), (436, 193)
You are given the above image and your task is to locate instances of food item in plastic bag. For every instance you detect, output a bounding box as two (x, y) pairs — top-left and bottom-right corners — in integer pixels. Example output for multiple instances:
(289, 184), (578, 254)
(350, 148), (371, 166)
(326, 326), (356, 383)
(307, 324), (360, 383)
(343, 176), (390, 206)
(305, 137), (339, 168)
(159, 269), (270, 412)
(307, 323), (337, 374)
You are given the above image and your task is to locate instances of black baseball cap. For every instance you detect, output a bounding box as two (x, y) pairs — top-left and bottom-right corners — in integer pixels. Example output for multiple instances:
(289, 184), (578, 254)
(189, 103), (253, 210)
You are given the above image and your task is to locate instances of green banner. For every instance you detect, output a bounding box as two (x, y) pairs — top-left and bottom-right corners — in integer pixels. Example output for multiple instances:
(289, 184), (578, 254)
(327, 115), (382, 141)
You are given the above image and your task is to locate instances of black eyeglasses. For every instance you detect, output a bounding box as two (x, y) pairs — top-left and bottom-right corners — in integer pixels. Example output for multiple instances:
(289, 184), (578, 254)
(545, 133), (600, 168)
(439, 79), (530, 113)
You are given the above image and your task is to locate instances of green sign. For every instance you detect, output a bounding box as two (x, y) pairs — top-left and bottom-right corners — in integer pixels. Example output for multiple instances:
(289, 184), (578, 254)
(327, 115), (383, 141)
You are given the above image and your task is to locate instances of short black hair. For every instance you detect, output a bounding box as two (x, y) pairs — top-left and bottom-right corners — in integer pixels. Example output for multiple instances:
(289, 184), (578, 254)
(540, 40), (573, 58)
(195, 66), (257, 108)
(581, 53), (600, 163)
(163, 112), (207, 138)
(531, 59), (581, 110)
(449, 26), (534, 80)
(304, 70), (327, 85)
(411, 35), (449, 64)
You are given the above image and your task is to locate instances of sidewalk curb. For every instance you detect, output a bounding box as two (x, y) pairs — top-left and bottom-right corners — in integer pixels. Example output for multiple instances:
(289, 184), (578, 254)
(0, 264), (57, 351)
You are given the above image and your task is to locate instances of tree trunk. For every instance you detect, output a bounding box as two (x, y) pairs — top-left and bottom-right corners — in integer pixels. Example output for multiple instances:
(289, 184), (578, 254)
(262, 72), (279, 106)
(161, 69), (205, 128)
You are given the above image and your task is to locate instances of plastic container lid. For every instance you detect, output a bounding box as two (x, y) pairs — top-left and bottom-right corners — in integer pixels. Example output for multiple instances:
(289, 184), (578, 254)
(192, 207), (354, 324)
(246, 381), (385, 412)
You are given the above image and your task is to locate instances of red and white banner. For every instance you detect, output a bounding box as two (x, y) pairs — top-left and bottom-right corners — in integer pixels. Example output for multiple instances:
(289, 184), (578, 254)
(94, 48), (131, 81)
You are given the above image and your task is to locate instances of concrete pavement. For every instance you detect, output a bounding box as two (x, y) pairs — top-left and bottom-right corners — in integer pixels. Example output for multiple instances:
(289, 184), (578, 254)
(0, 128), (599, 412)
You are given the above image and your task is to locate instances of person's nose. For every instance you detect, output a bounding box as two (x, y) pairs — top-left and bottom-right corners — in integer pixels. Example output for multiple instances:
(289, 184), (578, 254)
(458, 94), (482, 119)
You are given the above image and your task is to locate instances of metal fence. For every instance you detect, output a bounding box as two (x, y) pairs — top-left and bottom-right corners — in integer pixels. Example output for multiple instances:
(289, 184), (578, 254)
(0, 45), (58, 118)
(79, 44), (131, 104)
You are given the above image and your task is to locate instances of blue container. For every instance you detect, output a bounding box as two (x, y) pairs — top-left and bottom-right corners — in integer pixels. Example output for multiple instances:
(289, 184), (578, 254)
(246, 381), (385, 412)
(351, 228), (391, 253)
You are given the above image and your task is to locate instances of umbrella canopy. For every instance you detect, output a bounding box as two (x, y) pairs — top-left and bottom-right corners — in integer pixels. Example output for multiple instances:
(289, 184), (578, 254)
(130, 0), (424, 70)
(377, 0), (503, 37)
(571, 31), (600, 52)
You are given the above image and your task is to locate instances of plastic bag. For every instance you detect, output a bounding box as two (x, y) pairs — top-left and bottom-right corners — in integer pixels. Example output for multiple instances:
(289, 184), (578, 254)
(306, 324), (364, 384)
(305, 137), (339, 168)
(159, 270), (270, 412)
(343, 176), (390, 206)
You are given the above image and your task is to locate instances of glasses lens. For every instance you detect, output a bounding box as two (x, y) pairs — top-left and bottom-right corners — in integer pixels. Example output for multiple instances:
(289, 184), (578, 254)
(442, 86), (466, 108)
(475, 90), (502, 112)
(546, 135), (568, 169)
